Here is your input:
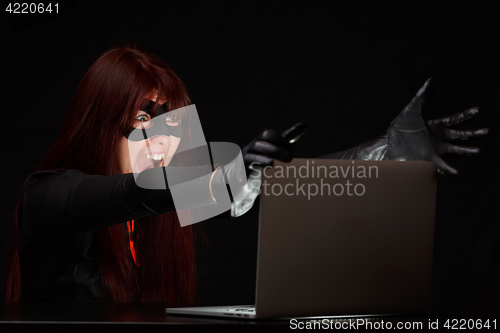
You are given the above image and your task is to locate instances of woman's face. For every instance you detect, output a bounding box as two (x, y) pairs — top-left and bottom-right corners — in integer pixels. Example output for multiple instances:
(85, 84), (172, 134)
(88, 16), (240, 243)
(118, 94), (181, 174)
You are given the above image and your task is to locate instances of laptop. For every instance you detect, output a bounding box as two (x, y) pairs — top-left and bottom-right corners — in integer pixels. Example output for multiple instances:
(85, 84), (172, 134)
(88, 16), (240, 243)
(166, 158), (436, 319)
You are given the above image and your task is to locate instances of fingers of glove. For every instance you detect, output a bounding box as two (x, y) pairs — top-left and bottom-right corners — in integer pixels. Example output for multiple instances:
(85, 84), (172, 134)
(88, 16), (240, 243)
(247, 140), (294, 162)
(242, 128), (295, 168)
(247, 128), (294, 159)
(243, 153), (274, 168)
(437, 107), (480, 126)
(258, 129), (294, 148)
(444, 143), (481, 156)
(432, 155), (460, 177)
(281, 123), (308, 143)
(446, 128), (489, 141)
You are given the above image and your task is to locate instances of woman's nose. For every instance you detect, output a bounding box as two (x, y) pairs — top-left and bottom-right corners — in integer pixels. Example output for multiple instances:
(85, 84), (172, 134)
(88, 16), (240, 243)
(149, 135), (169, 145)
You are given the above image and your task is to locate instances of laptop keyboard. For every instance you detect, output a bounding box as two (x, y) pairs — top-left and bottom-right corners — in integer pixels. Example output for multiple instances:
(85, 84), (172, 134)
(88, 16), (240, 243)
(225, 306), (256, 313)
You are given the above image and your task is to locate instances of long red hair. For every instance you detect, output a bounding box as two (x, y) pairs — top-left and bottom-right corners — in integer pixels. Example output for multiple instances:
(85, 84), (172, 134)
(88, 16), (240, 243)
(5, 45), (198, 303)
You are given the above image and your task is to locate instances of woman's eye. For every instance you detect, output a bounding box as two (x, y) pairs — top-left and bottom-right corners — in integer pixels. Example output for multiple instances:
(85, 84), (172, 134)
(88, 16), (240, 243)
(136, 115), (150, 122)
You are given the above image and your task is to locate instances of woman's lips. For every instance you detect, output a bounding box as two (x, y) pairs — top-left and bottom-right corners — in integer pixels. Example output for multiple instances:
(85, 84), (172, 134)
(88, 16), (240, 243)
(145, 152), (165, 160)
(134, 152), (166, 173)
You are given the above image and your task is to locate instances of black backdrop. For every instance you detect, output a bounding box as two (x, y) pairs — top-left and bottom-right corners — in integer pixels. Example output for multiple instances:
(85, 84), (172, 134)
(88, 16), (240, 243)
(1, 0), (499, 316)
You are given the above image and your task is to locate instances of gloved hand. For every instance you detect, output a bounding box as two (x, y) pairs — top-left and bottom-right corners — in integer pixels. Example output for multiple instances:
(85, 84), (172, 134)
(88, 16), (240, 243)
(425, 107), (488, 175)
(320, 79), (489, 176)
(241, 128), (294, 170)
(231, 123), (308, 217)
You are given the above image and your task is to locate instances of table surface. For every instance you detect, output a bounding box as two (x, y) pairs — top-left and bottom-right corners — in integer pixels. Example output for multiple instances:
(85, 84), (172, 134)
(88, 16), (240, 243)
(0, 302), (434, 332)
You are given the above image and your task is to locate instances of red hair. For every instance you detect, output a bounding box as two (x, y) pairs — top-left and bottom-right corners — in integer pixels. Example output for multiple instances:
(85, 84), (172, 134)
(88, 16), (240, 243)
(5, 45), (198, 303)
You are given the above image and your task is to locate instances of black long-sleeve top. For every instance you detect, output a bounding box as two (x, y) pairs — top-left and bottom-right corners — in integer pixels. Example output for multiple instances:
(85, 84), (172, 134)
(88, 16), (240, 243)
(19, 170), (179, 302)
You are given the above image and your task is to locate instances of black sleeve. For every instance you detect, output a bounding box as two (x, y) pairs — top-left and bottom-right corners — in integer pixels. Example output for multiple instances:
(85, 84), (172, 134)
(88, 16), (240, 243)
(22, 170), (177, 239)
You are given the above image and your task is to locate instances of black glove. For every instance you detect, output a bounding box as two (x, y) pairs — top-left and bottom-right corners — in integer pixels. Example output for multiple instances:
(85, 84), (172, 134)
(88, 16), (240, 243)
(320, 79), (489, 176)
(425, 107), (488, 175)
(242, 123), (307, 170)
(230, 123), (307, 217)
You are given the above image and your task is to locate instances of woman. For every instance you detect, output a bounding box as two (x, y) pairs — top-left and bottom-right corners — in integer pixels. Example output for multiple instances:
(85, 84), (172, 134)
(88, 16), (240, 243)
(5, 46), (288, 303)
(5, 45), (486, 303)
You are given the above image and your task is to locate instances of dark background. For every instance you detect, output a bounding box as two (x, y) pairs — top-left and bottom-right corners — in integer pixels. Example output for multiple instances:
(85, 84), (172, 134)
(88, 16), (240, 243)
(1, 0), (498, 316)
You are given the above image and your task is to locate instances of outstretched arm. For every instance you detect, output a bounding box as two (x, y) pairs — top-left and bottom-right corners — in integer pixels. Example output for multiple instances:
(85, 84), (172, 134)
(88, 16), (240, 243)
(319, 79), (489, 176)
